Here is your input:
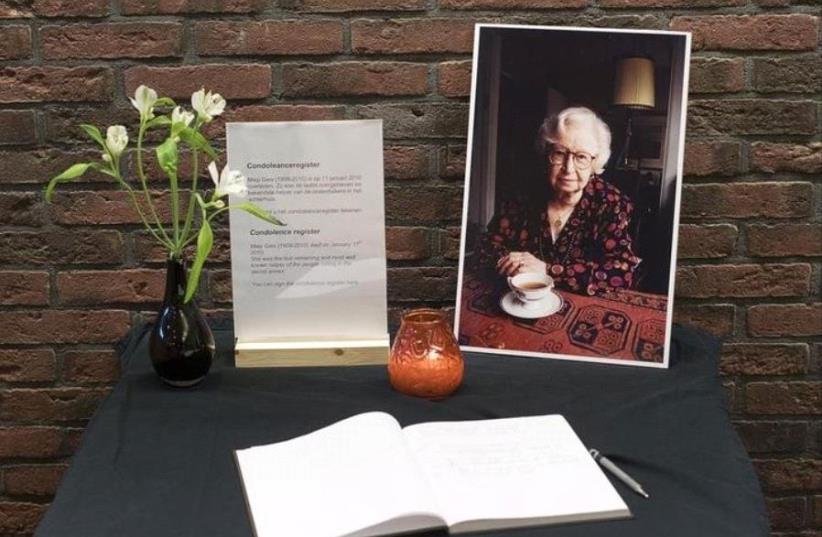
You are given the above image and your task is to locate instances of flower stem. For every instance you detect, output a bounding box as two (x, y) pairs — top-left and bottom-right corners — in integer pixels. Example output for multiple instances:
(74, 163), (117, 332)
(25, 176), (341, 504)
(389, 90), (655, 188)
(180, 143), (199, 247)
(136, 121), (175, 252)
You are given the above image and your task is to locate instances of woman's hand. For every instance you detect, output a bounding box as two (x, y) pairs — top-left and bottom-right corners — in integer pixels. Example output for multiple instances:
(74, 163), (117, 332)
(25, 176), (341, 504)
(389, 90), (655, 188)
(497, 251), (547, 276)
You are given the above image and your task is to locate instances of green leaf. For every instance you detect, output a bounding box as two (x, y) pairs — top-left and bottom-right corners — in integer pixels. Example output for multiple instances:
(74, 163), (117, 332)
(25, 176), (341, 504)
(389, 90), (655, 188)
(178, 128), (217, 160)
(184, 217), (213, 304)
(44, 163), (92, 202)
(155, 136), (178, 178)
(154, 97), (176, 108)
(145, 116), (171, 130)
(80, 124), (105, 148)
(231, 201), (286, 226)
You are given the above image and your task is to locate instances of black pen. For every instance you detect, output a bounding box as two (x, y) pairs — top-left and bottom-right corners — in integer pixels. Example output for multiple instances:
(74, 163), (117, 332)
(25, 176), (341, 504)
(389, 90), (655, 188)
(589, 449), (650, 499)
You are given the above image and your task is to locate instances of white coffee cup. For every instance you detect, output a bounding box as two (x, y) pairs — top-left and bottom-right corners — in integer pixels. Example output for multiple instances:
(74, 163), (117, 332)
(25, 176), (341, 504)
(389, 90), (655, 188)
(507, 272), (554, 308)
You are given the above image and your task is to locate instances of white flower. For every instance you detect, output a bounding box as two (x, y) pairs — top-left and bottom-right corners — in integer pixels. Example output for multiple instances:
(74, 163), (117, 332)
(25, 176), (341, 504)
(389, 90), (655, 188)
(105, 125), (128, 158)
(129, 85), (158, 120)
(191, 88), (225, 123)
(208, 161), (247, 199)
(171, 106), (194, 128)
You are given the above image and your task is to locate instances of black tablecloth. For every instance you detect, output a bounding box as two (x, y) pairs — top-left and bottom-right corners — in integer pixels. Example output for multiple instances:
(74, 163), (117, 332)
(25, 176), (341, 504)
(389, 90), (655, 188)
(37, 323), (768, 537)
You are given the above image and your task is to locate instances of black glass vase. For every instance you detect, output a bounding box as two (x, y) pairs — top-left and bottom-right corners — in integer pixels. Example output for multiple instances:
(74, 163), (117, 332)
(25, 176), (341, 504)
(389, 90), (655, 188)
(149, 256), (215, 387)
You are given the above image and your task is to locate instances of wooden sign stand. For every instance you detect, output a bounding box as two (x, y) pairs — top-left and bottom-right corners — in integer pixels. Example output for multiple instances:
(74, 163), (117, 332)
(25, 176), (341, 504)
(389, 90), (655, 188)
(235, 337), (390, 367)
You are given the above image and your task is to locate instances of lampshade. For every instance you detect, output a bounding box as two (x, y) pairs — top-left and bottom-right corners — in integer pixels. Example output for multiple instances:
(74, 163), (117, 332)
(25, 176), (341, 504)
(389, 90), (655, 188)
(613, 57), (655, 109)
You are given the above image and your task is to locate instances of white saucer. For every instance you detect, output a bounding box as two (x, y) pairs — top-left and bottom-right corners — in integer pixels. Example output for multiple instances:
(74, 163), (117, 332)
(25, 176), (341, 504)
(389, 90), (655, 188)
(500, 291), (562, 319)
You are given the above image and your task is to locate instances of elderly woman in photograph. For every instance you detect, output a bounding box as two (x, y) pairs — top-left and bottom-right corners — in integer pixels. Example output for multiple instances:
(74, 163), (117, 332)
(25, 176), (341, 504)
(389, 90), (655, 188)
(477, 106), (640, 296)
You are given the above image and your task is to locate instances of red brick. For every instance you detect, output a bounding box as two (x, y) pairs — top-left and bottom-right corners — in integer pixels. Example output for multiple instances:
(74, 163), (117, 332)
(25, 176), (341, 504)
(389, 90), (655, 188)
(688, 99), (817, 136)
(386, 227), (431, 260)
(0, 272), (49, 306)
(0, 427), (67, 458)
(0, 67), (113, 103)
(721, 343), (808, 376)
(355, 103), (469, 139)
(0, 110), (36, 145)
(0, 350), (56, 383)
(755, 459), (822, 492)
(134, 230), (231, 264)
(0, 231), (124, 266)
(0, 25), (30, 59)
(673, 304), (735, 337)
(58, 269), (165, 305)
(689, 57), (745, 93)
(388, 267), (458, 301)
(33, 0), (109, 16)
(3, 464), (67, 496)
(125, 64), (272, 101)
(439, 61), (472, 98)
(751, 142), (822, 174)
(748, 224), (822, 257)
(747, 382), (822, 415)
(384, 145), (430, 180)
(195, 20), (343, 56)
(0, 503), (47, 535)
(45, 107), (139, 145)
(675, 264), (810, 298)
(352, 19), (475, 54)
(283, 62), (427, 97)
(385, 186), (463, 223)
(748, 304), (822, 338)
(63, 350), (120, 384)
(584, 15), (663, 30)
(0, 387), (111, 421)
(0, 2), (31, 17)
(202, 104), (345, 139)
(677, 224), (737, 259)
(297, 0), (425, 11)
(42, 23), (183, 60)
(208, 269), (231, 303)
(671, 15), (819, 51)
(49, 190), (188, 226)
(440, 226), (462, 260)
(440, 145), (466, 179)
(0, 310), (130, 344)
(683, 141), (742, 176)
(442, 0), (583, 7)
(0, 149), (106, 184)
(682, 182), (812, 219)
(753, 55), (822, 93)
(122, 0), (265, 14)
(734, 421), (809, 453)
(766, 497), (807, 530)
(603, 0), (743, 5)
(0, 193), (44, 226)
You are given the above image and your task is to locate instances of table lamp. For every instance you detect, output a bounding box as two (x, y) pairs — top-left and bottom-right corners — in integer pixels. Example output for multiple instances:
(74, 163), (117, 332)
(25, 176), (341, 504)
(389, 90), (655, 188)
(613, 57), (655, 167)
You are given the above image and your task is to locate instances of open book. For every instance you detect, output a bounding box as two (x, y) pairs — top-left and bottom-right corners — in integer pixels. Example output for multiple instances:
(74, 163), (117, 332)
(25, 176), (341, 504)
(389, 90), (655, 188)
(235, 412), (631, 537)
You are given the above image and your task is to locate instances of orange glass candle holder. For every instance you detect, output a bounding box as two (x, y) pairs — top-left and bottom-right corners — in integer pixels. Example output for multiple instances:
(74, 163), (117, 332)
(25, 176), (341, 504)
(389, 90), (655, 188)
(388, 309), (464, 399)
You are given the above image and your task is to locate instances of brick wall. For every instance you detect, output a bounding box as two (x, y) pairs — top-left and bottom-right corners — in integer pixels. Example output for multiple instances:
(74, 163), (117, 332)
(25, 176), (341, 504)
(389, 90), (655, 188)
(0, 0), (819, 534)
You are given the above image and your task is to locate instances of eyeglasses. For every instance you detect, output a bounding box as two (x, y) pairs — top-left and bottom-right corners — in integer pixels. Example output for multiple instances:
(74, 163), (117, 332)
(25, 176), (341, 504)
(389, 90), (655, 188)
(547, 146), (596, 170)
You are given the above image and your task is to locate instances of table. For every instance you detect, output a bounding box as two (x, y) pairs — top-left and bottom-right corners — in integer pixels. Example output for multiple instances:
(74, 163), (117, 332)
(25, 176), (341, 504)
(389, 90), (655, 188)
(459, 270), (669, 363)
(36, 322), (768, 537)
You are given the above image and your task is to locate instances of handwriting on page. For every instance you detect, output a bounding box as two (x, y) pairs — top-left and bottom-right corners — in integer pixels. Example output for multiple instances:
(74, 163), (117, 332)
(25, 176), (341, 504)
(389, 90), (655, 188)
(407, 418), (586, 479)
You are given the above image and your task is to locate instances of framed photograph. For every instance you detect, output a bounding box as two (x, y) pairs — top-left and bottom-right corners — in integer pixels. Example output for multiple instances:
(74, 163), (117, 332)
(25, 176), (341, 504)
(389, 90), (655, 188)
(455, 24), (691, 368)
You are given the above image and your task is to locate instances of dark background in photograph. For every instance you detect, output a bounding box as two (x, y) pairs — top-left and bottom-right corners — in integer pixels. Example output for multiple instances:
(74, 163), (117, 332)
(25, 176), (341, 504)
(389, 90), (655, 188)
(466, 27), (688, 295)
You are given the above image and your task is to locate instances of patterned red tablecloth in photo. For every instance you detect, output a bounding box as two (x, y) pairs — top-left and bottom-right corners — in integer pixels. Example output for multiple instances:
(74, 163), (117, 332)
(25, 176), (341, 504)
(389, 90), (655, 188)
(458, 271), (669, 363)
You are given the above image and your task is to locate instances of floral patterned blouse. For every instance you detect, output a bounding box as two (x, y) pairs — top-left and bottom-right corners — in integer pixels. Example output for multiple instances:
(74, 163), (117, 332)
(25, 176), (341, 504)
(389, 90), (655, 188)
(475, 175), (641, 296)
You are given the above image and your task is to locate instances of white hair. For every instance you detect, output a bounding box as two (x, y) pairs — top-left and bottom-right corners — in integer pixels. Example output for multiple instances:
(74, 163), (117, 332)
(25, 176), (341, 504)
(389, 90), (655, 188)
(537, 107), (612, 174)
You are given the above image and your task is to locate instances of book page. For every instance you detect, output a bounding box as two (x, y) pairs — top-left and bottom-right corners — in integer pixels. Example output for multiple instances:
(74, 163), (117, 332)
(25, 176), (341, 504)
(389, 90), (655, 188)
(236, 412), (442, 537)
(401, 415), (629, 530)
